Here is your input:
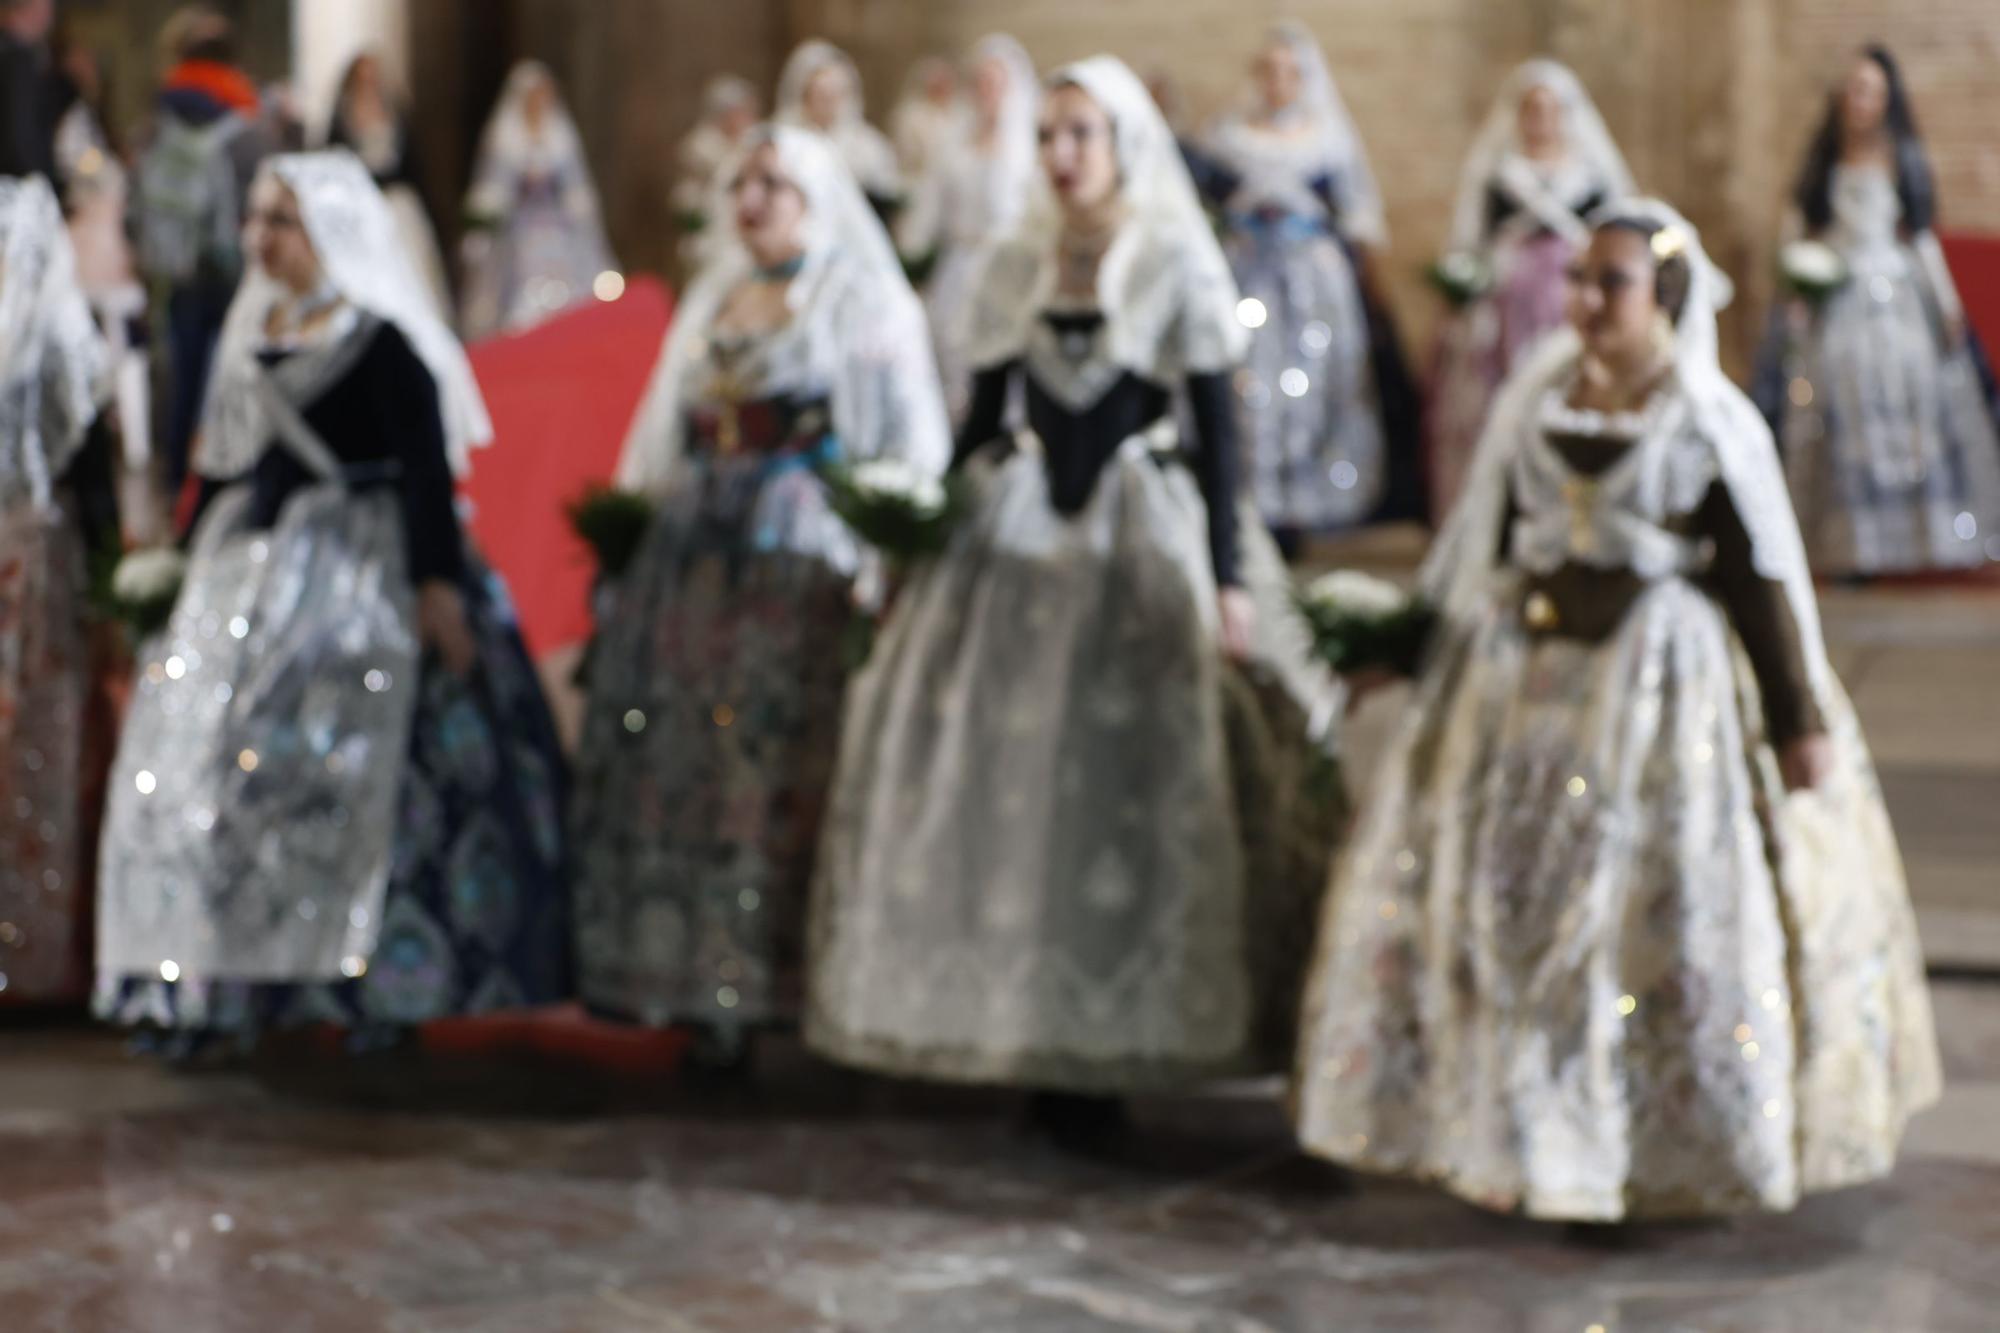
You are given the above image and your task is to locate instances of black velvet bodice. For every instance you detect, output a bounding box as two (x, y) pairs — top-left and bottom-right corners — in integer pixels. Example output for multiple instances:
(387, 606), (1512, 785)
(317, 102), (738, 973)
(190, 319), (466, 587)
(1486, 183), (1607, 241)
(1027, 313), (1173, 516)
(954, 310), (1242, 586)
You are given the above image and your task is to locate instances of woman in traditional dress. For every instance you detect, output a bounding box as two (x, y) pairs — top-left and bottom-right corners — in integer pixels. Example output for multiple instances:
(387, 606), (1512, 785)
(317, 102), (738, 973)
(0, 175), (112, 1008)
(1427, 59), (1634, 519)
(775, 41), (903, 221)
(888, 56), (961, 185)
(671, 75), (760, 267)
(895, 34), (1039, 422)
(807, 58), (1343, 1142)
(1292, 201), (1939, 1221)
(1760, 46), (2000, 575)
(95, 151), (569, 1047)
(1198, 23), (1422, 546)
(458, 61), (615, 341)
(326, 50), (451, 320)
(571, 127), (949, 1054)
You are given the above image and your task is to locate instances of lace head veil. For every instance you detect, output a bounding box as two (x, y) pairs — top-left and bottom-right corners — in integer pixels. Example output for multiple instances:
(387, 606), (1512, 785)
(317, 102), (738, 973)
(965, 55), (1247, 379)
(200, 150), (493, 480)
(960, 56), (1240, 376)
(1423, 198), (1834, 703)
(701, 74), (759, 126)
(0, 174), (107, 507)
(464, 60), (606, 232)
(617, 125), (947, 492)
(474, 61), (587, 174)
(968, 33), (1040, 189)
(1257, 22), (1386, 244)
(777, 41), (869, 133)
(1447, 59), (1636, 253)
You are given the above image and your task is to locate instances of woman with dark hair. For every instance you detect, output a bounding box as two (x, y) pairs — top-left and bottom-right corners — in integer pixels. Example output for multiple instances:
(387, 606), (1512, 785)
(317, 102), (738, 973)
(1764, 46), (2000, 575)
(1292, 200), (1938, 1220)
(325, 51), (450, 319)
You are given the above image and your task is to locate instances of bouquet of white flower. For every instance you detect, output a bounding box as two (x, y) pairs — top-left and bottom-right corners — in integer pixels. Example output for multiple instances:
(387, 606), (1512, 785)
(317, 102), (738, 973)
(1295, 569), (1434, 677)
(1425, 251), (1495, 308)
(820, 458), (960, 562)
(1778, 240), (1849, 304)
(107, 547), (187, 637)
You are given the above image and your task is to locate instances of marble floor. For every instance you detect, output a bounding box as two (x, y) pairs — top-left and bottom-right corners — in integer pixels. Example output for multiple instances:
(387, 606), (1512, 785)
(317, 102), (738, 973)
(3, 554), (1997, 1333)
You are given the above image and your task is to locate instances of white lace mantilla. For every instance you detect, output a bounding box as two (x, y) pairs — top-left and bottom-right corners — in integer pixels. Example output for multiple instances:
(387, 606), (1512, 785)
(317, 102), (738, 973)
(964, 220), (1245, 386)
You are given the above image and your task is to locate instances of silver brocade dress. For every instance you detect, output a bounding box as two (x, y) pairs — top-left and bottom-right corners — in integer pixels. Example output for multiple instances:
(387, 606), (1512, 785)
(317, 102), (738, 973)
(1780, 165), (2000, 573)
(807, 226), (1345, 1091)
(571, 320), (871, 1034)
(1207, 119), (1384, 531)
(95, 315), (571, 1033)
(1293, 377), (1939, 1220)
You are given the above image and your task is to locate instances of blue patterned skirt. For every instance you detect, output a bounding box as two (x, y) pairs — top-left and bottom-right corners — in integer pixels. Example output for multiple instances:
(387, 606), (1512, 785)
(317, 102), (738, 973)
(94, 560), (572, 1042)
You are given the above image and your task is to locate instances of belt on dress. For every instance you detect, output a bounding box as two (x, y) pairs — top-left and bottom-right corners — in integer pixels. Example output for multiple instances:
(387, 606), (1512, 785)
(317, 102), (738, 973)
(1229, 208), (1330, 240)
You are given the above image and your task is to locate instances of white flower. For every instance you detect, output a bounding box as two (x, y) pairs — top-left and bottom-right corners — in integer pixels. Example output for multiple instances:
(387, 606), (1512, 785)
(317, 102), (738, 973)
(1437, 252), (1485, 285)
(848, 458), (946, 515)
(113, 548), (188, 602)
(1780, 240), (1848, 289)
(1304, 569), (1409, 619)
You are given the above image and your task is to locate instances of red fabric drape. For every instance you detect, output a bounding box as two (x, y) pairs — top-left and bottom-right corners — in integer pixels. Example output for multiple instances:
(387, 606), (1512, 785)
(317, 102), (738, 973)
(462, 279), (674, 657)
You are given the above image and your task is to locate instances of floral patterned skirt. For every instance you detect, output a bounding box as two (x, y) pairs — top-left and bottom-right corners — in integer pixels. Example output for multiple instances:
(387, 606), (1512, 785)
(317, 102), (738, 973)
(93, 561), (571, 1038)
(0, 503), (91, 1005)
(1291, 574), (1939, 1220)
(570, 470), (854, 1035)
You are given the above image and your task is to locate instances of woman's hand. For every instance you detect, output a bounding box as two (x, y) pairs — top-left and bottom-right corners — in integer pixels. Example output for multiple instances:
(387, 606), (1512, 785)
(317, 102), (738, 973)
(1218, 586), (1256, 661)
(418, 580), (478, 678)
(1780, 732), (1835, 792)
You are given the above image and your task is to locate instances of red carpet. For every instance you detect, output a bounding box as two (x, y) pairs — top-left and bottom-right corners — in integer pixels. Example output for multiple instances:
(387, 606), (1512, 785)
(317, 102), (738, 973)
(462, 279), (674, 657)
(1944, 232), (2000, 352)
